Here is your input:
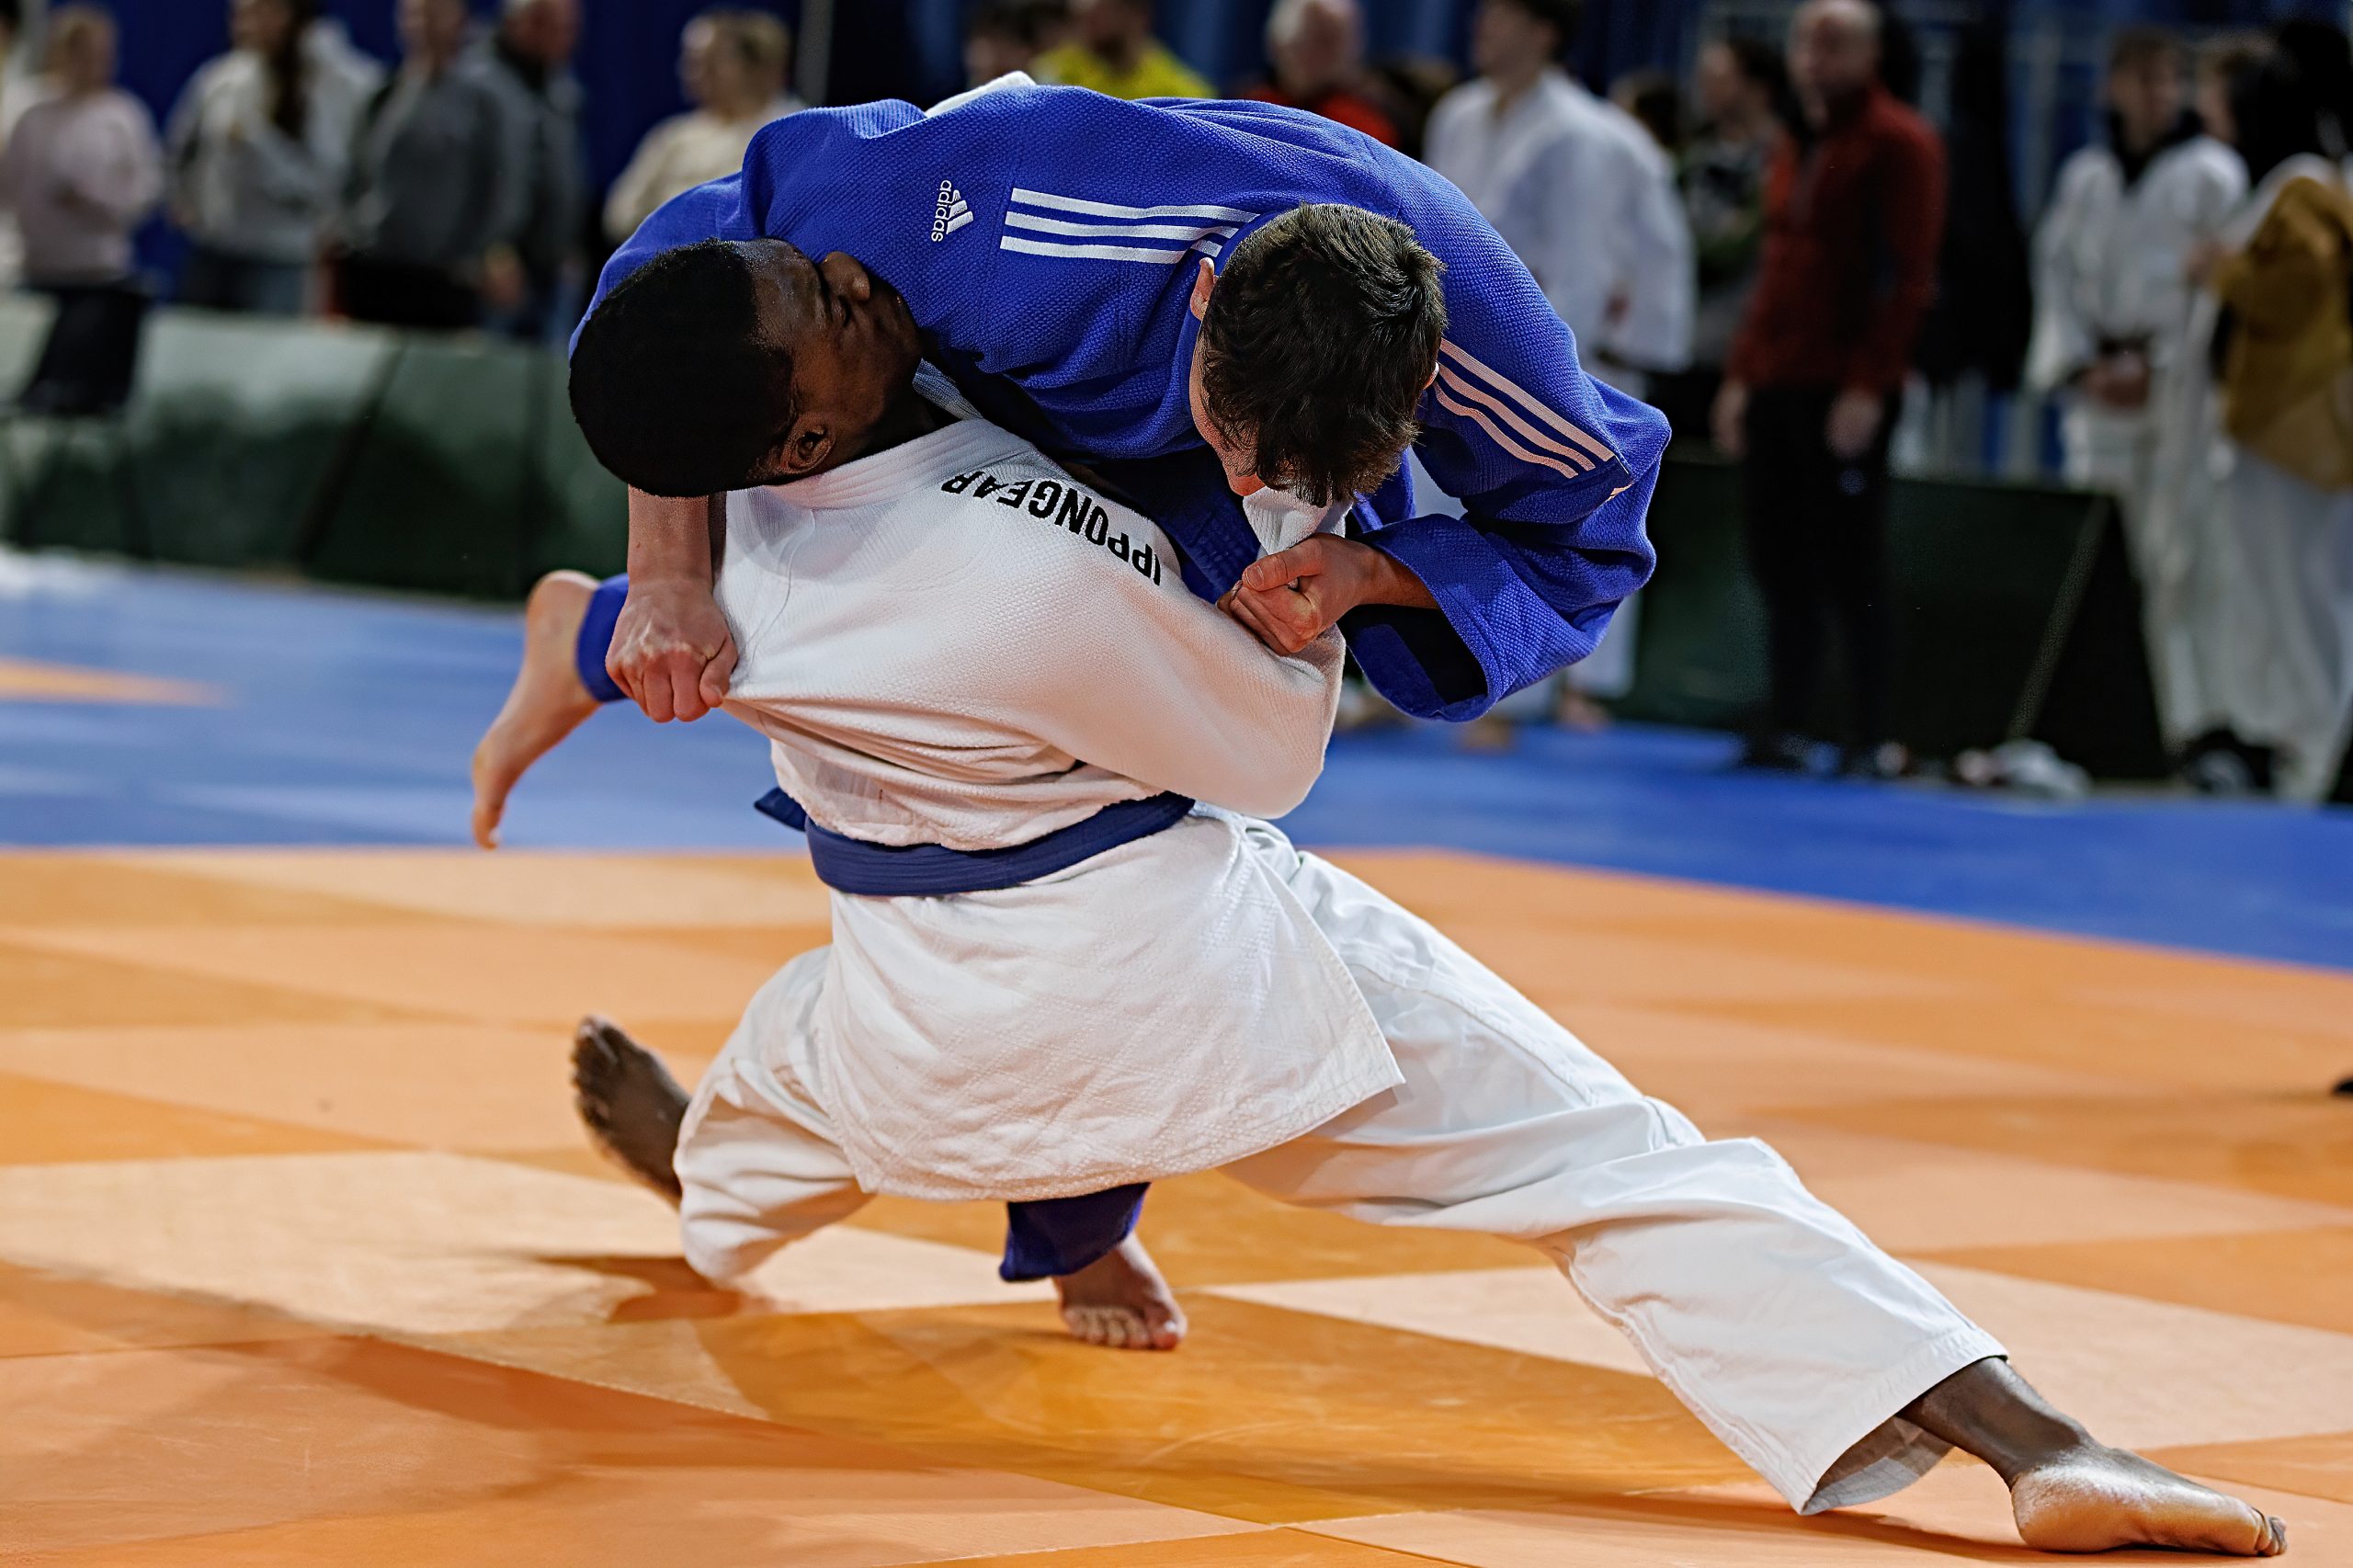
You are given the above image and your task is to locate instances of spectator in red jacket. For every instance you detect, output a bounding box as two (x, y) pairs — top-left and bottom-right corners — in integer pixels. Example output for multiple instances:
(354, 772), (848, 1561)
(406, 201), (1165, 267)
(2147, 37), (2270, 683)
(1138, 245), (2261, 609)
(1244, 0), (1397, 149)
(1712, 0), (1946, 779)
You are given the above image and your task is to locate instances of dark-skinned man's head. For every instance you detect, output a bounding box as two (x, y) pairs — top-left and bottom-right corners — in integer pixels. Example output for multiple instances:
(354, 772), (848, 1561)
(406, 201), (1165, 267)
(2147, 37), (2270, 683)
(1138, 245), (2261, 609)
(570, 239), (924, 495)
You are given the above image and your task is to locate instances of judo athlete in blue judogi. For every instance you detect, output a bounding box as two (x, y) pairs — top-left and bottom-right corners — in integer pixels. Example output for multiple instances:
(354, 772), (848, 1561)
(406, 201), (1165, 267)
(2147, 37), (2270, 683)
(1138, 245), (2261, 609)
(577, 73), (1668, 720)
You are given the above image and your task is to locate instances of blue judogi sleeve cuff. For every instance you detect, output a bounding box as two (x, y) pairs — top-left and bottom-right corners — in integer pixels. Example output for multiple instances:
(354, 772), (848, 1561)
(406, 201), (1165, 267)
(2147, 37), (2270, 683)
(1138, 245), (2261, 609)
(575, 574), (629, 705)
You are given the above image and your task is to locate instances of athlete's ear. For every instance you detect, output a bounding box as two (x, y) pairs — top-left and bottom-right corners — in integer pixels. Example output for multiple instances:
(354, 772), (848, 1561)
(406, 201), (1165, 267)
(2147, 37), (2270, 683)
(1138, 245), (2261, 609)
(1189, 257), (1215, 321)
(774, 414), (835, 478)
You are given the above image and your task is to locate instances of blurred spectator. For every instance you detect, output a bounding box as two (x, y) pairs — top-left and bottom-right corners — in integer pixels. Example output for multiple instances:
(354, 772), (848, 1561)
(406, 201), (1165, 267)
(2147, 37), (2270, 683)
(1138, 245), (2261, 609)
(1244, 0), (1396, 148)
(305, 11), (387, 112)
(0, 0), (51, 291)
(965, 1), (1068, 89)
(1610, 69), (1683, 154)
(1033, 0), (1210, 100)
(2142, 36), (2268, 787)
(1427, 0), (1690, 733)
(1714, 0), (1945, 778)
(1657, 34), (1784, 438)
(336, 0), (516, 331)
(1910, 16), (2032, 417)
(605, 11), (793, 244)
(473, 0), (585, 343)
(166, 0), (372, 316)
(2026, 30), (2239, 579)
(2, 6), (160, 290)
(1427, 1), (1692, 392)
(2164, 36), (2353, 801)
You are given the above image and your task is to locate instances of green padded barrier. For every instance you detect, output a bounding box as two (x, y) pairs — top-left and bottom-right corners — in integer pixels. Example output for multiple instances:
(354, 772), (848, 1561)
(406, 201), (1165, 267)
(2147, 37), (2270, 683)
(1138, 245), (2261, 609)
(130, 312), (395, 568)
(525, 346), (629, 583)
(1615, 454), (1764, 728)
(302, 330), (542, 597)
(1625, 449), (2159, 765)
(2015, 504), (2174, 779)
(0, 301), (626, 597)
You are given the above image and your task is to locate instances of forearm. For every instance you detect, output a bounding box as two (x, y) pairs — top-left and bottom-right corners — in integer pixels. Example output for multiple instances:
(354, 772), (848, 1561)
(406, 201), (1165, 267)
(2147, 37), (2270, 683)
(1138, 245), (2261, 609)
(1362, 542), (1438, 611)
(627, 488), (722, 585)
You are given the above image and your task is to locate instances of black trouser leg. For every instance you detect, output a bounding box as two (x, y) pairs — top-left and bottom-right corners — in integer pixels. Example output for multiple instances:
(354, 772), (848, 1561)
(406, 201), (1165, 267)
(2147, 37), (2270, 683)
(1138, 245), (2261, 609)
(1741, 388), (1833, 735)
(1823, 394), (1899, 748)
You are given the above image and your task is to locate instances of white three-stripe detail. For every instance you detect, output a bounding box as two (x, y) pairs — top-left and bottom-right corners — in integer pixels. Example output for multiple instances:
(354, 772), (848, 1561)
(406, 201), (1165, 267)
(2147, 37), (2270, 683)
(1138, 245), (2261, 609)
(1010, 187), (1256, 223)
(1001, 234), (1223, 264)
(1438, 339), (1616, 464)
(1431, 384), (1591, 483)
(1006, 210), (1239, 244)
(1434, 366), (1596, 474)
(999, 187), (1258, 266)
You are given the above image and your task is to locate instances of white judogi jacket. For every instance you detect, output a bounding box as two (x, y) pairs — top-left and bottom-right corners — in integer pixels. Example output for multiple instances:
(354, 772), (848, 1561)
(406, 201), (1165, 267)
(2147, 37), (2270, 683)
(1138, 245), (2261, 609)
(712, 374), (1399, 1199)
(2026, 134), (2242, 494)
(1427, 68), (1694, 379)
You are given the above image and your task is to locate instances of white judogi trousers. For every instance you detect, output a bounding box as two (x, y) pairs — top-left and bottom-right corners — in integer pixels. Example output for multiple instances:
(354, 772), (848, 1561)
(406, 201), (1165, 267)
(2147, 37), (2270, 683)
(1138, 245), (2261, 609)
(676, 825), (2003, 1515)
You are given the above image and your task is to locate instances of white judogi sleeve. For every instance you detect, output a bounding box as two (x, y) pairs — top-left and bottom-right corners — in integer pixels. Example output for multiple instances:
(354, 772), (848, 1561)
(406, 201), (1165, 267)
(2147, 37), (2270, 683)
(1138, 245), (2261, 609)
(2026, 148), (2113, 394)
(1595, 107), (1696, 375)
(2139, 142), (2244, 372)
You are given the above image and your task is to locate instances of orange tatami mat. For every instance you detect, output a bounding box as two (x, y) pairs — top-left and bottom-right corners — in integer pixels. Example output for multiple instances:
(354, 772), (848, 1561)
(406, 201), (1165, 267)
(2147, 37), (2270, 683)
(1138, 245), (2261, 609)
(3, 846), (2350, 1565)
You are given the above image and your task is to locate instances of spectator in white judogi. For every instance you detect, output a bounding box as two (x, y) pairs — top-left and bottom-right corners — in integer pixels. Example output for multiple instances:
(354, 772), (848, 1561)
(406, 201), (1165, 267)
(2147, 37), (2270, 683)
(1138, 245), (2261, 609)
(1427, 0), (1692, 394)
(1426, 0), (1692, 728)
(2027, 28), (2240, 557)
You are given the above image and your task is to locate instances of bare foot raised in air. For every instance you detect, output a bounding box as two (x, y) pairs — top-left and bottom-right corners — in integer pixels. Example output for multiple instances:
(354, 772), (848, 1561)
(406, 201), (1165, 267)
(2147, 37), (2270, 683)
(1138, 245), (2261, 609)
(1055, 1234), (1186, 1350)
(472, 570), (602, 849)
(2012, 1446), (2285, 1556)
(572, 1015), (689, 1202)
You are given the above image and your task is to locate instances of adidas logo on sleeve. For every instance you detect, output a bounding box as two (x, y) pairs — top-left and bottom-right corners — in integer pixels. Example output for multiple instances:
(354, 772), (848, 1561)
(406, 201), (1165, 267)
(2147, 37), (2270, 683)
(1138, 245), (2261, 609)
(931, 180), (972, 243)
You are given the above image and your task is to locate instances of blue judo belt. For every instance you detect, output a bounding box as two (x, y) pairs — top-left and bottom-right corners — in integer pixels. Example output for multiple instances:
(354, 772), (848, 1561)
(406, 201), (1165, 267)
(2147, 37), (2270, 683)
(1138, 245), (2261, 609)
(757, 787), (1185, 1279)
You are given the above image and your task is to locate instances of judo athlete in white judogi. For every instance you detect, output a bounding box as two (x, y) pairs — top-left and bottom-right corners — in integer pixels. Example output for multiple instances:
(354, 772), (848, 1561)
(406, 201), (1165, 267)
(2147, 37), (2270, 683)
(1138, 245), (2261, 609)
(2028, 29), (2241, 507)
(2026, 28), (2244, 761)
(1424, 0), (1691, 716)
(477, 305), (2284, 1556)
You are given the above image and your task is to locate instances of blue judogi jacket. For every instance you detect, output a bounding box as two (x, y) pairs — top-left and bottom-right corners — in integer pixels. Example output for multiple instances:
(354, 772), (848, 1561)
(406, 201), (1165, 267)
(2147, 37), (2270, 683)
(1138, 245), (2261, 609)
(585, 79), (1665, 722)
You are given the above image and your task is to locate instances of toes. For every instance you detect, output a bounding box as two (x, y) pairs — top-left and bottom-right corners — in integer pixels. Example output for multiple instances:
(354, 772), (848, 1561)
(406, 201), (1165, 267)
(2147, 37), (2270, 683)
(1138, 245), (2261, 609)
(1061, 1305), (1162, 1350)
(2260, 1514), (2287, 1557)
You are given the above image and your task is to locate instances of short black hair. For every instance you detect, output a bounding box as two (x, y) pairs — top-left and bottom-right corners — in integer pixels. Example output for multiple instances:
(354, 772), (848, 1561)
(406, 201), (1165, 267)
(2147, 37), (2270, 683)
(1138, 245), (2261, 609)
(1494, 0), (1582, 62)
(569, 241), (798, 497)
(1199, 204), (1446, 507)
